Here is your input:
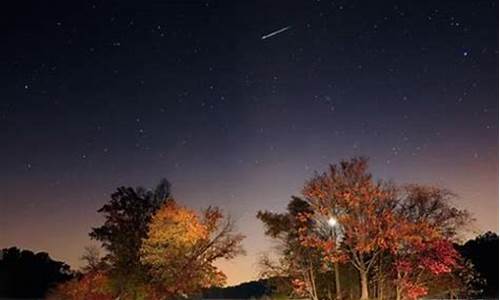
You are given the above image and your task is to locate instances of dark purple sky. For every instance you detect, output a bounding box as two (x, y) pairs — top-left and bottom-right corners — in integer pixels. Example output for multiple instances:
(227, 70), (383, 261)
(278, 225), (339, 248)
(1, 0), (497, 284)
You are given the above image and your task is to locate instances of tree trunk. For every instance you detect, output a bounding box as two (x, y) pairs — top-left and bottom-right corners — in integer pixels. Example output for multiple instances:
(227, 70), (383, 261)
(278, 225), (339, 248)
(334, 262), (342, 300)
(395, 271), (401, 300)
(332, 228), (342, 300)
(308, 260), (319, 300)
(359, 270), (369, 300)
(377, 281), (383, 300)
(311, 270), (319, 300)
(377, 255), (383, 300)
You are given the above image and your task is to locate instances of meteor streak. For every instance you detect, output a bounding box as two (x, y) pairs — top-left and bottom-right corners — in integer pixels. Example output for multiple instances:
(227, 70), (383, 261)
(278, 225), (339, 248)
(261, 26), (291, 40)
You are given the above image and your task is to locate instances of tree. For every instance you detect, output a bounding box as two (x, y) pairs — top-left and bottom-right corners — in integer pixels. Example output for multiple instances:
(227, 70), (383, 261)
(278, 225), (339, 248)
(140, 199), (245, 299)
(47, 270), (113, 300)
(80, 245), (105, 273)
(89, 179), (171, 296)
(392, 239), (460, 300)
(302, 157), (400, 300)
(257, 197), (326, 300)
(458, 231), (499, 298)
(257, 197), (338, 299)
(397, 185), (471, 241)
(299, 157), (473, 300)
(48, 245), (114, 300)
(0, 247), (73, 298)
(391, 185), (473, 300)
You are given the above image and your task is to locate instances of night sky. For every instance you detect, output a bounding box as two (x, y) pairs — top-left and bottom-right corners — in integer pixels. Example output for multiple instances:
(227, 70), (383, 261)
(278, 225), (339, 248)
(1, 0), (498, 285)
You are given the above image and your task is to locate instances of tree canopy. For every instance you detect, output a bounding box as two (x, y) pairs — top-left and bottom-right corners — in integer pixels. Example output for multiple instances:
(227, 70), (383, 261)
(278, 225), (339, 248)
(0, 247), (73, 298)
(141, 199), (245, 298)
(89, 178), (171, 295)
(296, 157), (474, 300)
(458, 231), (499, 298)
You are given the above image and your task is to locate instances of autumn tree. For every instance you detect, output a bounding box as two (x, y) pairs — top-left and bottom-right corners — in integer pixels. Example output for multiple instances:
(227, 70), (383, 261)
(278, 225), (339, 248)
(47, 244), (114, 300)
(140, 199), (245, 299)
(257, 197), (327, 300)
(302, 157), (400, 300)
(300, 157), (473, 300)
(391, 185), (472, 300)
(47, 270), (113, 300)
(89, 178), (171, 297)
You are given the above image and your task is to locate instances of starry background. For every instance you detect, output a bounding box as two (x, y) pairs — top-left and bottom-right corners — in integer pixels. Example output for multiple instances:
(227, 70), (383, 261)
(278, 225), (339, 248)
(0, 0), (498, 285)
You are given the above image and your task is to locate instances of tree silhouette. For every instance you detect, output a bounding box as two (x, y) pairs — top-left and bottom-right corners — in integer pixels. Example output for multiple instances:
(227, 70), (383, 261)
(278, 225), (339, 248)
(0, 247), (73, 298)
(458, 231), (499, 298)
(89, 178), (171, 296)
(203, 279), (271, 299)
(257, 197), (327, 300)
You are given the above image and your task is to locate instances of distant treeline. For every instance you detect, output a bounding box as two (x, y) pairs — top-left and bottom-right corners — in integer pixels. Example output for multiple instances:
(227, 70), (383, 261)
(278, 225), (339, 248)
(0, 230), (498, 299)
(0, 247), (72, 298)
(203, 279), (272, 299)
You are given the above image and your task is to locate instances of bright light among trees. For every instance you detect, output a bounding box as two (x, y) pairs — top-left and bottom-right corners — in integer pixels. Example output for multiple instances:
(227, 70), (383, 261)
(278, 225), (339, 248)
(327, 217), (338, 227)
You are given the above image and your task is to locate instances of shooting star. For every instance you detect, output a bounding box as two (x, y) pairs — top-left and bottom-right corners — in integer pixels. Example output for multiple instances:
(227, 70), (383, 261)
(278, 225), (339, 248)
(261, 26), (291, 40)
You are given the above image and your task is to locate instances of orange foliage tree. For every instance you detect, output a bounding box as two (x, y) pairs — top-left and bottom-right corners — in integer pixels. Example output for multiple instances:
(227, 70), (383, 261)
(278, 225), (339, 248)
(47, 271), (113, 300)
(300, 157), (471, 300)
(302, 157), (401, 300)
(140, 199), (245, 299)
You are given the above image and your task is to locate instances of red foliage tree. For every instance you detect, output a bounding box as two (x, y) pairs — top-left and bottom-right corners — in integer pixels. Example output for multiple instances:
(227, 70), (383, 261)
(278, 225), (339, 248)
(299, 158), (471, 300)
(301, 157), (401, 300)
(48, 271), (113, 300)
